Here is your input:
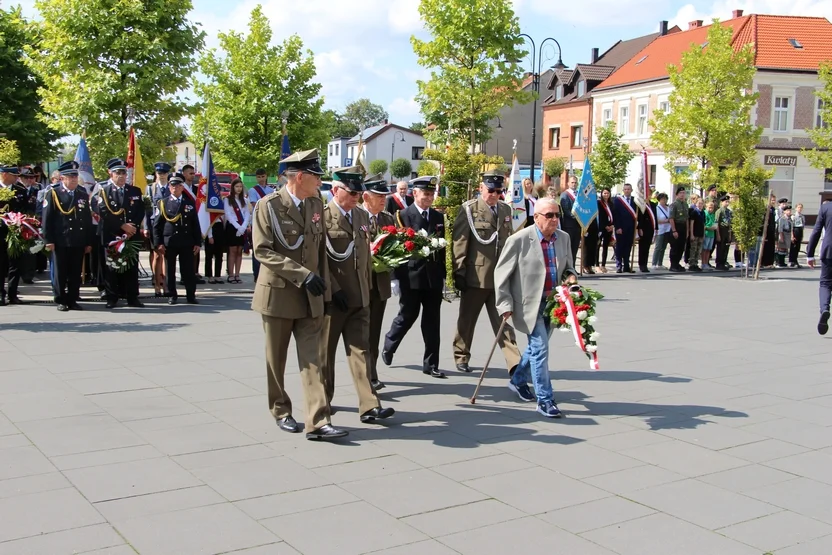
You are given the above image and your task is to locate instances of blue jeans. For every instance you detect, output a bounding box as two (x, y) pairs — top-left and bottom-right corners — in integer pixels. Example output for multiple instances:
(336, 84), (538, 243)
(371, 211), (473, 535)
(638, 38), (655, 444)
(510, 300), (555, 403)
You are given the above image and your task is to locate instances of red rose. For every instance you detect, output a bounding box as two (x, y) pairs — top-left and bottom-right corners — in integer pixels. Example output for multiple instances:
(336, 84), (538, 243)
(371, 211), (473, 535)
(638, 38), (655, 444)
(383, 225), (397, 233)
(405, 228), (416, 238)
(404, 240), (415, 252)
(558, 316), (567, 325)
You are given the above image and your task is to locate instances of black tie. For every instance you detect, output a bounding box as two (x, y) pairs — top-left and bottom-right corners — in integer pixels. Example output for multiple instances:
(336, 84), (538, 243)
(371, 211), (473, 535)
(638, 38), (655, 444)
(346, 211), (352, 225)
(370, 215), (377, 234)
(297, 200), (304, 214)
(491, 206), (497, 221)
(116, 187), (124, 205)
(422, 210), (428, 221)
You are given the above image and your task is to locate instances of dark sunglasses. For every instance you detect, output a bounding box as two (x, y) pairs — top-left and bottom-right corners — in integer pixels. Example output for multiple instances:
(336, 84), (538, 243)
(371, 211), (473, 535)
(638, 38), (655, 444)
(336, 186), (360, 197)
(486, 188), (503, 194)
(537, 211), (560, 219)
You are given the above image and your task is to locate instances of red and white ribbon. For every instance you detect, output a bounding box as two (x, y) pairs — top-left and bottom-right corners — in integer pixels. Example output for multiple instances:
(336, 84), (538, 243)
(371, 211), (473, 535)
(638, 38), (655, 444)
(1, 212), (42, 239)
(108, 234), (129, 253)
(556, 285), (599, 370)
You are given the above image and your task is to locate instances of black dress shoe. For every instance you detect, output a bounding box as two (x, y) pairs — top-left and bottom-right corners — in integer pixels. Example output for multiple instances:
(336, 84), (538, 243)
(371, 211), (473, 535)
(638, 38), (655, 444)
(127, 300), (145, 308)
(105, 301), (118, 309)
(67, 303), (83, 311)
(168, 297), (178, 305)
(819, 310), (830, 336)
(371, 379), (385, 391)
(456, 362), (471, 373)
(423, 367), (446, 378)
(186, 297), (199, 305)
(640, 267), (650, 273)
(277, 416), (299, 433)
(306, 424), (349, 441)
(195, 278), (206, 285)
(627, 268), (636, 274)
(615, 269), (623, 274)
(8, 297), (24, 305)
(360, 406), (395, 422)
(381, 350), (393, 365)
(0, 295), (6, 307)
(22, 279), (34, 284)
(56, 304), (69, 312)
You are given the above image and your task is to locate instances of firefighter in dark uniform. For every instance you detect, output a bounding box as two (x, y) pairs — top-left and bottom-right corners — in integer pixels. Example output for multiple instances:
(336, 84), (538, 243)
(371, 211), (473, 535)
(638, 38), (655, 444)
(152, 173), (202, 305)
(41, 161), (95, 311)
(1, 165), (30, 305)
(19, 167), (42, 282)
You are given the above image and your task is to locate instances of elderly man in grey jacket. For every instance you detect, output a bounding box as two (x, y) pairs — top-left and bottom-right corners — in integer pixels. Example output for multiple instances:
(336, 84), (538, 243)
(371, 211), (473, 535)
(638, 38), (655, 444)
(494, 197), (577, 418)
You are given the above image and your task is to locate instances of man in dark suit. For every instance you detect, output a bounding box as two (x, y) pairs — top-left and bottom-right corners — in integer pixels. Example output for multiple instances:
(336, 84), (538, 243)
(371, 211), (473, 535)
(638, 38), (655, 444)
(41, 161), (95, 311)
(612, 183), (638, 273)
(637, 183), (656, 273)
(807, 200), (832, 335)
(1, 165), (31, 305)
(559, 174), (581, 264)
(385, 180), (413, 214)
(383, 175), (447, 378)
(96, 158), (147, 308)
(152, 173), (202, 305)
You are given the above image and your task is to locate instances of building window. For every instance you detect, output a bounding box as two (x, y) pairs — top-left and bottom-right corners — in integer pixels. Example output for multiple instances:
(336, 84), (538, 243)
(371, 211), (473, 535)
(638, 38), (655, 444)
(412, 146), (424, 160)
(571, 125), (583, 148)
(818, 98), (827, 129)
(329, 145), (333, 156)
(349, 147), (354, 159)
(335, 144), (339, 156)
(556, 85), (563, 100)
(619, 106), (630, 134)
(637, 104), (648, 135)
(773, 96), (790, 132)
(764, 165), (795, 201)
(185, 146), (189, 160)
(602, 108), (612, 127)
(548, 127), (560, 149)
(658, 100), (670, 113)
(825, 168), (832, 191)
(576, 80), (586, 97)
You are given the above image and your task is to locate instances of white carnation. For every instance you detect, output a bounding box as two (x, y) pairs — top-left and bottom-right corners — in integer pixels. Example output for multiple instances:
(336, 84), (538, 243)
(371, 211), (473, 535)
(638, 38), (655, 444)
(587, 315), (598, 325)
(431, 238), (439, 248)
(418, 228), (429, 237)
(589, 331), (600, 342)
(438, 238), (447, 247)
(420, 246), (431, 257)
(586, 345), (597, 353)
(579, 326), (586, 334)
(576, 311), (588, 320)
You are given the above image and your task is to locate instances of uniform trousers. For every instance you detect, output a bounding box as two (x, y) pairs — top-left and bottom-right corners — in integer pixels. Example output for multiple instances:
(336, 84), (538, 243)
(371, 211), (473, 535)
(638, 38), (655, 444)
(789, 227), (804, 265)
(165, 247), (196, 300)
(51, 246), (85, 305)
(582, 222), (599, 268)
(103, 260), (140, 303)
(321, 305), (380, 414)
(262, 314), (330, 432)
(715, 236), (732, 268)
(669, 224), (688, 268)
(453, 287), (520, 372)
(819, 259), (832, 313)
(5, 252), (30, 299)
(0, 229), (8, 297)
(563, 224), (581, 266)
(367, 290), (387, 382)
(384, 288), (443, 371)
(638, 228), (654, 270)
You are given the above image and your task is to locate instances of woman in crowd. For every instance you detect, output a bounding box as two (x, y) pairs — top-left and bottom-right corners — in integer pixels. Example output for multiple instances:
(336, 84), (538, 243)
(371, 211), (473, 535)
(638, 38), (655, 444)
(790, 203), (805, 268)
(522, 177), (536, 228)
(596, 188), (615, 273)
(224, 178), (251, 284)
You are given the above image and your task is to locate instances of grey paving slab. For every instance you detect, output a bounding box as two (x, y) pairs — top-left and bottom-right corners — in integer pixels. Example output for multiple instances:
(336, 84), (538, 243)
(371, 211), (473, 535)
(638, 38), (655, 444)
(0, 524), (126, 555)
(0, 488), (105, 543)
(94, 485), (227, 522)
(64, 457), (202, 503)
(16, 414), (147, 457)
(539, 495), (657, 534)
(718, 510), (832, 552)
(191, 456), (330, 501)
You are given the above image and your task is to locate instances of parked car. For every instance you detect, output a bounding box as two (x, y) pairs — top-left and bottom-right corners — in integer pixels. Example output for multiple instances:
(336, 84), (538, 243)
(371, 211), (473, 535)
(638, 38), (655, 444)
(320, 181), (334, 203)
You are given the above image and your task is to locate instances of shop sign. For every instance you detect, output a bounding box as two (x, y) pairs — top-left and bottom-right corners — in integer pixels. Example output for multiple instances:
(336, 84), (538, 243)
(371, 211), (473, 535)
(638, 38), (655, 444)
(764, 155), (797, 166)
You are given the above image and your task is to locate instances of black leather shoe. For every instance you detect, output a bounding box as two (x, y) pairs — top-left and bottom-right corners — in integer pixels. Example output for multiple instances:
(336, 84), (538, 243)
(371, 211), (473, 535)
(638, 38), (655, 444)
(168, 297), (178, 305)
(195, 278), (206, 285)
(306, 424), (349, 441)
(456, 363), (472, 373)
(360, 406), (395, 422)
(381, 350), (393, 365)
(640, 267), (650, 273)
(127, 300), (145, 308)
(8, 297), (24, 305)
(187, 297), (199, 305)
(0, 295), (7, 307)
(819, 310), (830, 336)
(423, 367), (446, 379)
(615, 269), (623, 274)
(627, 268), (636, 274)
(105, 301), (118, 309)
(277, 416), (299, 433)
(56, 304), (69, 312)
(68, 303), (83, 311)
(371, 379), (385, 391)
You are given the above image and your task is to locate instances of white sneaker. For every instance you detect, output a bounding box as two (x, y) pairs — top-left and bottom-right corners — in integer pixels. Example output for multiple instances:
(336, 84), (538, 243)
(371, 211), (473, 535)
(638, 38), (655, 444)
(651, 264), (658, 270)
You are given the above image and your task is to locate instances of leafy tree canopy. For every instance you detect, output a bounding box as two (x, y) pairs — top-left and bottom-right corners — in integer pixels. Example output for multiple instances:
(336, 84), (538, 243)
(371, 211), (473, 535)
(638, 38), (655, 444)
(589, 123), (634, 190)
(805, 62), (832, 170)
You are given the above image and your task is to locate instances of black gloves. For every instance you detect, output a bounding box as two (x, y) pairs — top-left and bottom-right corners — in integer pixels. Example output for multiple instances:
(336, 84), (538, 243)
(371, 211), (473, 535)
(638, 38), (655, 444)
(303, 272), (326, 296)
(453, 272), (467, 292)
(332, 290), (349, 312)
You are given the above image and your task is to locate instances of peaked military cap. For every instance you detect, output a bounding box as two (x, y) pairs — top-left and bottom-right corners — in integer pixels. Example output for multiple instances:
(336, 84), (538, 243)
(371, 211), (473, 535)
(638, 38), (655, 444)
(169, 172), (185, 186)
(19, 167), (36, 178)
(0, 165), (19, 175)
(154, 162), (172, 173)
(675, 186), (687, 195)
(778, 197), (788, 204)
(106, 158), (127, 171)
(410, 175), (438, 190)
(720, 194), (731, 202)
(480, 169), (505, 188)
(58, 161), (80, 176)
(333, 165), (365, 191)
(282, 148), (324, 175)
(707, 184), (717, 192)
(364, 173), (388, 194)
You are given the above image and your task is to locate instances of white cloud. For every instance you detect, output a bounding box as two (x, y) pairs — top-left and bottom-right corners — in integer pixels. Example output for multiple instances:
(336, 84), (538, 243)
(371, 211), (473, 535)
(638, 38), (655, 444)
(524, 0), (669, 27)
(670, 0), (832, 28)
(388, 96), (422, 124)
(362, 60), (398, 81)
(388, 0), (423, 34)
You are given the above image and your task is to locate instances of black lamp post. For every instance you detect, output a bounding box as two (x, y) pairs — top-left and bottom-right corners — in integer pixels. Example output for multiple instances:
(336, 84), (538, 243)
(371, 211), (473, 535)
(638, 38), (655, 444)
(519, 34), (566, 183)
(390, 130), (405, 180)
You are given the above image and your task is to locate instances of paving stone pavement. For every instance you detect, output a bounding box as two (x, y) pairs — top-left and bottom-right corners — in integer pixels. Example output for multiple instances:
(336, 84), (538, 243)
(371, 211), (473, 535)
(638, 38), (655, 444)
(0, 264), (830, 555)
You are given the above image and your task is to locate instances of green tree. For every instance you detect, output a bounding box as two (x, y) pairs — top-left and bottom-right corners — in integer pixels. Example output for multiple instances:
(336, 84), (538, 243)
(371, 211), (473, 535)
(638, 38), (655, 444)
(323, 109), (359, 139)
(543, 156), (566, 185)
(410, 122), (426, 134)
(721, 158), (772, 277)
(390, 158), (413, 179)
(0, 138), (21, 165)
(412, 0), (532, 152)
(27, 0), (204, 172)
(369, 159), (388, 176)
(343, 98), (388, 129)
(0, 6), (57, 162)
(417, 160), (437, 176)
(589, 123), (634, 190)
(805, 62), (832, 169)
(193, 6), (326, 174)
(650, 20), (761, 194)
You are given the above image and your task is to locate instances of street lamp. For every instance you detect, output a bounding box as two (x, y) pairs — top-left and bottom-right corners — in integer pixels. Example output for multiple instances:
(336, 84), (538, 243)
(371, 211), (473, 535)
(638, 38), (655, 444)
(390, 130), (405, 179)
(519, 33), (566, 183)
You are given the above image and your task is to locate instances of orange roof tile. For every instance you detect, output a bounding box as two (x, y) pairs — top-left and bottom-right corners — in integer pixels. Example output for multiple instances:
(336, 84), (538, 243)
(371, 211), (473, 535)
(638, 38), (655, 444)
(595, 14), (832, 91)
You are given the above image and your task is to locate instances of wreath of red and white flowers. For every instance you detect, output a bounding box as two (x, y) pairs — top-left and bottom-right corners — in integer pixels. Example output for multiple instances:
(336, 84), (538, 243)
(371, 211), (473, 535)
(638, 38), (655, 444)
(546, 284), (604, 369)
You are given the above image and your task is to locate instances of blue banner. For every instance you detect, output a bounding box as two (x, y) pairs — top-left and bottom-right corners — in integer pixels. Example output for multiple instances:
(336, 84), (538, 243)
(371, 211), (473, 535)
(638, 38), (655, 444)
(278, 132), (291, 175)
(201, 143), (224, 214)
(572, 158), (598, 230)
(74, 137), (96, 191)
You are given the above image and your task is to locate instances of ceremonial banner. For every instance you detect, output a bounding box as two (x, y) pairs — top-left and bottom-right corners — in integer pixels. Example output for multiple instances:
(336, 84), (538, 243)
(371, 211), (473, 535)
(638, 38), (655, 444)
(635, 149), (655, 227)
(188, 142), (224, 237)
(506, 142), (526, 231)
(572, 158), (598, 230)
(126, 127), (147, 193)
(277, 131), (291, 176)
(74, 137), (97, 195)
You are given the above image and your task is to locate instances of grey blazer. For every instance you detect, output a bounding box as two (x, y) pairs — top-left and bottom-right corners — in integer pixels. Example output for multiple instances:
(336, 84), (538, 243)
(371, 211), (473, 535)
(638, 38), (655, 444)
(494, 226), (576, 335)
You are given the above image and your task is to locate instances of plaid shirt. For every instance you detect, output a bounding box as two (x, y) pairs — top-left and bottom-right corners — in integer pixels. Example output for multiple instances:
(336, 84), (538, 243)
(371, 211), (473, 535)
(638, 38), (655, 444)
(536, 227), (558, 298)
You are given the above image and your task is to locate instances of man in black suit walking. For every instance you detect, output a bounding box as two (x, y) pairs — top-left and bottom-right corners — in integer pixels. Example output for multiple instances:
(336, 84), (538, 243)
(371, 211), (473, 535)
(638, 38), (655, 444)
(807, 200), (832, 335)
(383, 176), (447, 378)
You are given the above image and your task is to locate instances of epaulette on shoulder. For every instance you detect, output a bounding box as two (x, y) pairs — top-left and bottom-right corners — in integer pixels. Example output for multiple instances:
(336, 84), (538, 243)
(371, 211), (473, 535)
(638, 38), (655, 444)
(463, 198), (477, 207)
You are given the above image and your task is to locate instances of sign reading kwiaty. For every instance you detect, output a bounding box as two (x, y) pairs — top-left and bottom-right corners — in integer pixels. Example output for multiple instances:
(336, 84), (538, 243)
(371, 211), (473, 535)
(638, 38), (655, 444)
(764, 155), (797, 166)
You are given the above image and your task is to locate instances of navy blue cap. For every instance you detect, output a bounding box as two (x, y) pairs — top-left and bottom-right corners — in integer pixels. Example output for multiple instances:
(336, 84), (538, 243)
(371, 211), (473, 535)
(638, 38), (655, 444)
(154, 162), (171, 173)
(107, 158), (127, 171)
(0, 165), (19, 175)
(58, 161), (80, 176)
(410, 176), (438, 190)
(168, 172), (185, 186)
(363, 173), (388, 194)
(19, 167), (36, 178)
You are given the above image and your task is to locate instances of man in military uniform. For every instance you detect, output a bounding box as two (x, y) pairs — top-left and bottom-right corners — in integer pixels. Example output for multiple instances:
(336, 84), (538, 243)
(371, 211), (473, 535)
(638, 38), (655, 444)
(668, 186), (689, 272)
(96, 158), (146, 308)
(362, 173), (395, 390)
(41, 161), (94, 311)
(19, 167), (42, 282)
(452, 170), (521, 375)
(250, 148), (348, 441)
(714, 195), (733, 271)
(152, 173), (202, 305)
(1, 165), (30, 305)
(559, 175), (582, 264)
(146, 162), (172, 295)
(320, 167), (394, 422)
(180, 164), (206, 284)
(383, 175), (447, 378)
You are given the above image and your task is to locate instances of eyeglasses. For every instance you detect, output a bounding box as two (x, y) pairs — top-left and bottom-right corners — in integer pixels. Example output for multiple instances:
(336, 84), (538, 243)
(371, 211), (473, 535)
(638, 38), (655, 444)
(486, 188), (503, 194)
(336, 186), (360, 197)
(537, 212), (559, 220)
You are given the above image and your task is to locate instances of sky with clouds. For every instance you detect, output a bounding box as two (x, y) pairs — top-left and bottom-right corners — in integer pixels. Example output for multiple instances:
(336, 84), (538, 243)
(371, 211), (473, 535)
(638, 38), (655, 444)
(12, 0), (832, 127)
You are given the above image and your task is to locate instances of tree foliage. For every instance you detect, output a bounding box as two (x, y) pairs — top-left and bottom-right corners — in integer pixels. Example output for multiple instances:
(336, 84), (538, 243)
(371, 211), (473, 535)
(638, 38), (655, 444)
(650, 20), (761, 193)
(412, 0), (532, 151)
(390, 158), (413, 179)
(0, 6), (57, 162)
(369, 159), (388, 176)
(543, 156), (566, 183)
(417, 160), (437, 176)
(0, 138), (21, 165)
(193, 6), (326, 174)
(343, 98), (388, 130)
(721, 158), (772, 277)
(589, 123), (634, 190)
(28, 0), (204, 173)
(323, 109), (359, 139)
(410, 122), (426, 133)
(805, 62), (832, 169)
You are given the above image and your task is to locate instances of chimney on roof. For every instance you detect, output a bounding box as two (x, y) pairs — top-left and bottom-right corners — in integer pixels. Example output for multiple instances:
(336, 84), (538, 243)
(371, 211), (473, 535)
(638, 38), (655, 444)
(383, 118), (389, 125)
(732, 9), (743, 18)
(688, 19), (704, 29)
(591, 48), (599, 63)
(660, 20), (669, 36)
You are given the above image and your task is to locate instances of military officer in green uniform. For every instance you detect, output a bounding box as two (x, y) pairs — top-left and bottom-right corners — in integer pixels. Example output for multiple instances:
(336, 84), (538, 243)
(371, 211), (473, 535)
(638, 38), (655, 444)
(321, 167), (394, 422)
(452, 169), (521, 374)
(362, 173), (396, 390)
(251, 149), (348, 441)
(668, 186), (689, 272)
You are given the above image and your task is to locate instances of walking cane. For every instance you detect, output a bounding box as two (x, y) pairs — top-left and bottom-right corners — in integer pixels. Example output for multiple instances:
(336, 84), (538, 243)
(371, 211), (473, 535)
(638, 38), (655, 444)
(470, 318), (508, 405)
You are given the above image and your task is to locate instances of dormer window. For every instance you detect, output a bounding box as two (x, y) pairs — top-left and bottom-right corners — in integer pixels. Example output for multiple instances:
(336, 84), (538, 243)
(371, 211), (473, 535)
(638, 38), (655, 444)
(789, 38), (803, 49)
(635, 55), (647, 65)
(556, 85), (563, 100)
(576, 80), (586, 97)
